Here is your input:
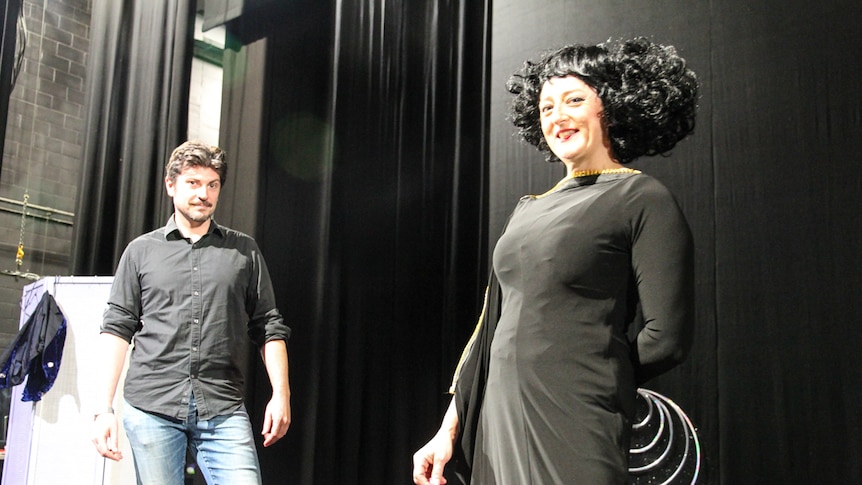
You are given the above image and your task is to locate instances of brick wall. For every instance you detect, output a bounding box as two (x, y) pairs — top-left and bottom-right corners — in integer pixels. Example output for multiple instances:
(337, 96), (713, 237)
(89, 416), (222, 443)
(0, 0), (91, 342)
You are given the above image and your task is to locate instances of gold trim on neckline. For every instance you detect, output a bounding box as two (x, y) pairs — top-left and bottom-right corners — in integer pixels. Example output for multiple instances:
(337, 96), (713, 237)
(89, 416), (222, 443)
(532, 168), (641, 199)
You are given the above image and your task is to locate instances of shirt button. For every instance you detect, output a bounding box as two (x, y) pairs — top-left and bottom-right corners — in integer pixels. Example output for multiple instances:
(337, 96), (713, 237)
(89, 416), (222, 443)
(193, 319), (199, 324)
(192, 347), (198, 352)
(193, 267), (198, 271)
(194, 291), (199, 296)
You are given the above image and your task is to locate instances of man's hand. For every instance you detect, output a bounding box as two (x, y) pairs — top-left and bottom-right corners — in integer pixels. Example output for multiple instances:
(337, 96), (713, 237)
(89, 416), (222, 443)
(260, 339), (290, 447)
(261, 392), (291, 447)
(92, 412), (124, 461)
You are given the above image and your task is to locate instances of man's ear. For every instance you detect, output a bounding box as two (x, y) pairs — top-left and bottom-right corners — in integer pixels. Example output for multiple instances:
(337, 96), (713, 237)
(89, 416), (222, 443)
(165, 176), (175, 197)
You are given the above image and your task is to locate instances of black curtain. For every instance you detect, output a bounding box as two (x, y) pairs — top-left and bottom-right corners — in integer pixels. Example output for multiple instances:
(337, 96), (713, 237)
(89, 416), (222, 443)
(0, 0), (21, 170)
(709, 1), (862, 481)
(211, 0), (492, 483)
(71, 0), (195, 276)
(211, 35), (268, 237)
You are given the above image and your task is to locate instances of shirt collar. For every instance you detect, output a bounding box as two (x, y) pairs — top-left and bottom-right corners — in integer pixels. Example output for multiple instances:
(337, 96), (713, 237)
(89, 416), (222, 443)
(164, 214), (225, 241)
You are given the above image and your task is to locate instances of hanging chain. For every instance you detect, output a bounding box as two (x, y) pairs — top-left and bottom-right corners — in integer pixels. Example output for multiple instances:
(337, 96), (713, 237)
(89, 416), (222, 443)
(16, 193), (29, 269)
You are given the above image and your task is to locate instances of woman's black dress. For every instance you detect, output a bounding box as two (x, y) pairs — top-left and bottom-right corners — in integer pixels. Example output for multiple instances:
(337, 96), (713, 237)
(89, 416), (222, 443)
(453, 171), (694, 484)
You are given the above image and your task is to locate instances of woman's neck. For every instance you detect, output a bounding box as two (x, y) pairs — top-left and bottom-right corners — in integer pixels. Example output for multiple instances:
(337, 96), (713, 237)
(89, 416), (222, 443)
(563, 158), (623, 177)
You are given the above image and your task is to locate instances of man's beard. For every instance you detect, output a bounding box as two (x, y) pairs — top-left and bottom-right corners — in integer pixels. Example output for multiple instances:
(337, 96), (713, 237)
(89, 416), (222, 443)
(177, 204), (213, 223)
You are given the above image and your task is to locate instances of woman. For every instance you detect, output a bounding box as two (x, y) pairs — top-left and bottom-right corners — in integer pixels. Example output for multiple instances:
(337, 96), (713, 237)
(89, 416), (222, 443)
(412, 38), (698, 484)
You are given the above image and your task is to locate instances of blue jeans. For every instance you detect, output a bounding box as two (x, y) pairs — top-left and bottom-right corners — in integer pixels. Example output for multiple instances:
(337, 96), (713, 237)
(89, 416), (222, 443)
(122, 397), (262, 485)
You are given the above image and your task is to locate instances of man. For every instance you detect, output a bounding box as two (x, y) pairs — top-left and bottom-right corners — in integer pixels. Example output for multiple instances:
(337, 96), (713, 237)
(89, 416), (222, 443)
(91, 141), (291, 484)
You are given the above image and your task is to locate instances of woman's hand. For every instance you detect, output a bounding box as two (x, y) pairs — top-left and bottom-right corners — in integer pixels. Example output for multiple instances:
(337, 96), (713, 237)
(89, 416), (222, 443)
(412, 429), (454, 485)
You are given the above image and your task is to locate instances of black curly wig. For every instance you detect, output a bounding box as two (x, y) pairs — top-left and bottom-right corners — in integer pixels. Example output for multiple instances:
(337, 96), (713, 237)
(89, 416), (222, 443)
(506, 37), (699, 164)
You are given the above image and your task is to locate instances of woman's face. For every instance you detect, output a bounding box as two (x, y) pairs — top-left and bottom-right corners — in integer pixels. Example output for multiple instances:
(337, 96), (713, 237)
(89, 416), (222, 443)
(539, 75), (611, 168)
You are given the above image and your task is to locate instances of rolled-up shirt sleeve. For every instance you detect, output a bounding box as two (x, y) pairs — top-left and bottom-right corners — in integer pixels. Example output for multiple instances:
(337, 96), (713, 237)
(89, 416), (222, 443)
(245, 243), (291, 348)
(102, 244), (144, 342)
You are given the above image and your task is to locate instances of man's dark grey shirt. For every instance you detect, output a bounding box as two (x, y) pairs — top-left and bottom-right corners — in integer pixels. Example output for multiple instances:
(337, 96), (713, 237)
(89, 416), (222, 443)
(102, 216), (290, 420)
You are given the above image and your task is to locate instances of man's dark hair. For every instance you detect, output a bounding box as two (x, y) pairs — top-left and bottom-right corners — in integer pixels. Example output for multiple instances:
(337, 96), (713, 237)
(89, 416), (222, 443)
(165, 140), (227, 183)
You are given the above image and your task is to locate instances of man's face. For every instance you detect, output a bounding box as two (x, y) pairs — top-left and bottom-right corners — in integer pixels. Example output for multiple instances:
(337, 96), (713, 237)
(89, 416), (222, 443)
(165, 165), (221, 226)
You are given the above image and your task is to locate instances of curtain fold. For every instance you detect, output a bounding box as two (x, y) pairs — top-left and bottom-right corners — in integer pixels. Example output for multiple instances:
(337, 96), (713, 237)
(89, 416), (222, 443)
(301, 1), (490, 482)
(71, 0), (194, 276)
(0, 0), (22, 167)
(211, 36), (267, 238)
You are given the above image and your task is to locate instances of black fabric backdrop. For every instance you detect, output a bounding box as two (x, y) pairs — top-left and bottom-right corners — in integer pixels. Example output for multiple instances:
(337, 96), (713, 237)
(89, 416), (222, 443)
(71, 0), (194, 275)
(0, 0), (20, 168)
(708, 2), (861, 481)
(68, 0), (861, 483)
